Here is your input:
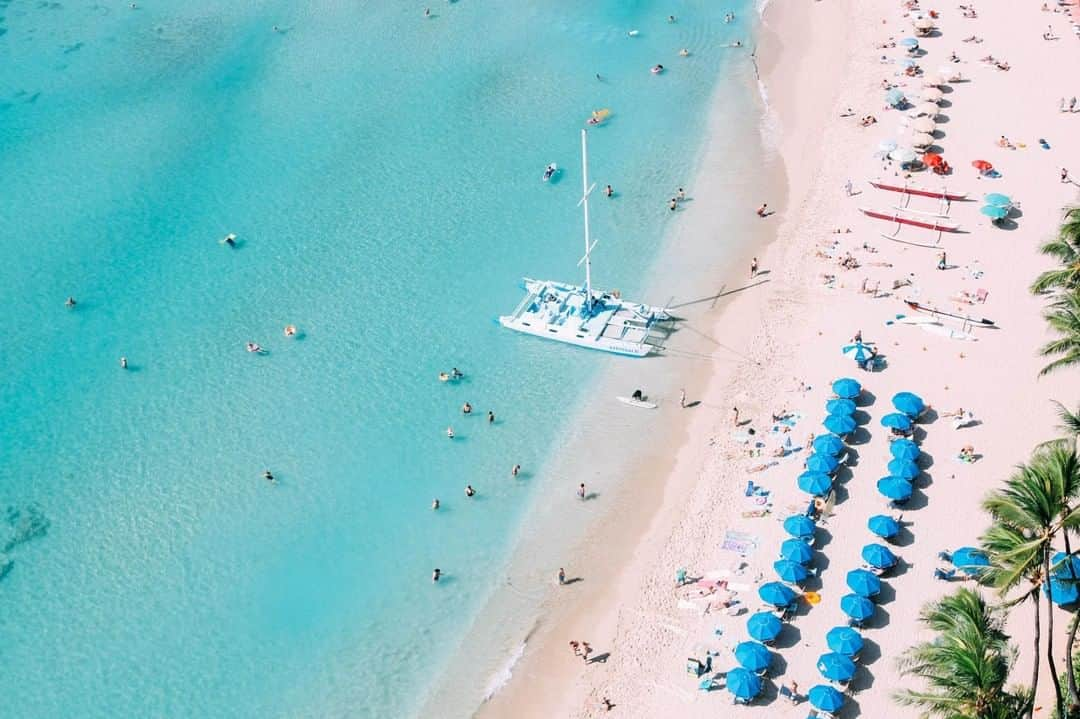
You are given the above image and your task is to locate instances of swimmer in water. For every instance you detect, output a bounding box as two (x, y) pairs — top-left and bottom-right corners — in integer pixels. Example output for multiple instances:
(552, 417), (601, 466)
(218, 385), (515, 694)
(669, 198), (677, 211)
(465, 484), (475, 497)
(604, 184), (613, 197)
(487, 410), (495, 424)
(424, 8), (431, 17)
(65, 296), (77, 308)
(667, 15), (676, 23)
(221, 233), (237, 247)
(263, 470), (276, 483)
(246, 342), (263, 353)
(439, 372), (450, 382)
(462, 402), (472, 415)
(578, 482), (586, 500)
(432, 568), (441, 582)
(447, 426), (455, 439)
(284, 325), (297, 337)
(120, 357), (128, 369)
(432, 498), (440, 510)
(679, 48), (690, 57)
(677, 187), (685, 202)
(511, 464), (521, 477)
(451, 367), (463, 379)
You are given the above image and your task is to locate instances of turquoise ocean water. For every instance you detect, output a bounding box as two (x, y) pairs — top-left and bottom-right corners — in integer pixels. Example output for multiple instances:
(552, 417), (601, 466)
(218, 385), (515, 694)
(0, 2), (753, 716)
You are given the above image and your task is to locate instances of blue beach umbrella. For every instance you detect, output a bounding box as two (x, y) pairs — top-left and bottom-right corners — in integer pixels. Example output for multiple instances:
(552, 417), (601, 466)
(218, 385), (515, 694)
(813, 434), (846, 456)
(984, 192), (1012, 207)
(868, 514), (901, 539)
(826, 626), (864, 656)
(759, 581), (797, 607)
(1052, 552), (1080, 577)
(1046, 578), (1080, 606)
(890, 439), (920, 461)
(952, 546), (990, 574)
(846, 568), (882, 597)
(734, 641), (772, 673)
(774, 559), (810, 584)
(841, 593), (876, 622)
(887, 458), (920, 480)
(808, 684), (845, 712)
(900, 37), (920, 48)
(825, 398), (856, 416)
(881, 413), (913, 431)
(746, 612), (783, 642)
(842, 341), (875, 363)
(798, 471), (833, 496)
(780, 538), (815, 564)
(981, 204), (1009, 220)
(831, 377), (861, 399)
(899, 57), (918, 69)
(783, 514), (816, 539)
(892, 392), (925, 417)
(877, 476), (913, 501)
(806, 453), (840, 474)
(726, 668), (762, 701)
(862, 543), (898, 569)
(817, 652), (857, 682)
(823, 414), (856, 436)
(886, 88), (906, 107)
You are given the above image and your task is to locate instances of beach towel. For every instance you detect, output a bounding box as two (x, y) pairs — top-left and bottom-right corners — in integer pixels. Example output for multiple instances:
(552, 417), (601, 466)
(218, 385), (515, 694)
(722, 530), (759, 555)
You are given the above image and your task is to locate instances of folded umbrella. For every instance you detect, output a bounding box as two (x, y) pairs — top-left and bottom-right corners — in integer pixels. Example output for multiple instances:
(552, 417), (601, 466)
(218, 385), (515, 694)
(746, 612), (783, 642)
(846, 568), (882, 597)
(840, 593), (875, 622)
(758, 581), (797, 607)
(824, 414), (856, 436)
(889, 439), (920, 461)
(783, 514), (816, 539)
(817, 652), (857, 682)
(881, 413), (913, 431)
(813, 434), (846, 456)
(877, 476), (913, 501)
(825, 398), (856, 416)
(868, 514), (901, 539)
(892, 392), (925, 417)
(806, 453), (840, 474)
(862, 543), (898, 569)
(826, 626), (864, 656)
(887, 458), (920, 480)
(780, 538), (815, 564)
(809, 684), (845, 712)
(831, 378), (861, 399)
(726, 668), (762, 700)
(774, 559), (810, 584)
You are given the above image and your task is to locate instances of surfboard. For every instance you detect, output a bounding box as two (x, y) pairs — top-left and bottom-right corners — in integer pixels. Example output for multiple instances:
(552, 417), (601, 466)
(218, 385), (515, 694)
(617, 396), (657, 409)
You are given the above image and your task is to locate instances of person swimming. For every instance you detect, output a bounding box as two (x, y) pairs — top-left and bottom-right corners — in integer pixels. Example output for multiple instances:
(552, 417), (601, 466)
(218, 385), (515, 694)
(679, 48), (690, 57)
(487, 410), (495, 424)
(465, 484), (475, 497)
(120, 356), (128, 369)
(604, 184), (613, 197)
(651, 64), (664, 74)
(284, 325), (297, 337)
(432, 568), (441, 582)
(451, 367), (463, 379)
(511, 464), (521, 477)
(263, 470), (276, 483)
(220, 233), (237, 247)
(246, 342), (263, 353)
(446, 426), (455, 439)
(432, 498), (440, 510)
(462, 402), (472, 414)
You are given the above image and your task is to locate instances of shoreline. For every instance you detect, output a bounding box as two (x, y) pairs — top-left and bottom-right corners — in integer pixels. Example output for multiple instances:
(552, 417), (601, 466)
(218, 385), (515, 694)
(471, 0), (837, 715)
(474, 0), (1080, 717)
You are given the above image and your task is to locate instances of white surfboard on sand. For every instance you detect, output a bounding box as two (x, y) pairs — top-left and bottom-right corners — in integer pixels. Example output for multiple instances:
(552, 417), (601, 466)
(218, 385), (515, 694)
(617, 396), (658, 409)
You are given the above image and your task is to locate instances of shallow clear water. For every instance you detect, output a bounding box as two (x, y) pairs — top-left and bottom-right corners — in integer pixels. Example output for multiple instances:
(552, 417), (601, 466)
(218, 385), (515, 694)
(0, 1), (751, 716)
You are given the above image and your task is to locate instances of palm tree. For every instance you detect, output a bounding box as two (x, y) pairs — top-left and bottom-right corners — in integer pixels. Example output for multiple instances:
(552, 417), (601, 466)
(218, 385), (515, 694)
(1031, 207), (1080, 295)
(982, 446), (1080, 718)
(1038, 292), (1080, 377)
(894, 587), (1029, 718)
(1053, 401), (1080, 440)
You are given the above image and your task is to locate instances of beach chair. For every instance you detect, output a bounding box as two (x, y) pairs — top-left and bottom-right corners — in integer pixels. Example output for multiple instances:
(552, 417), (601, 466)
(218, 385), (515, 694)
(975, 288), (989, 303)
(934, 567), (957, 581)
(779, 684), (798, 704)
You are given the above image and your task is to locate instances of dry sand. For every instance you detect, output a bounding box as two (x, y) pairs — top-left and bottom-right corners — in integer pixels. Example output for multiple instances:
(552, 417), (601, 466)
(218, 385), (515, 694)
(479, 0), (1080, 716)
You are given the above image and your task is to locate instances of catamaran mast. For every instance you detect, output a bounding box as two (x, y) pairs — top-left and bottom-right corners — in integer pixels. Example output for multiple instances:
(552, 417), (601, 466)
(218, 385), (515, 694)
(579, 129), (596, 314)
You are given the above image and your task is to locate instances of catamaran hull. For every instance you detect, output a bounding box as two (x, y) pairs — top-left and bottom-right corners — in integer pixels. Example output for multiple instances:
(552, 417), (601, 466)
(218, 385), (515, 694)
(859, 207), (960, 232)
(868, 180), (967, 201)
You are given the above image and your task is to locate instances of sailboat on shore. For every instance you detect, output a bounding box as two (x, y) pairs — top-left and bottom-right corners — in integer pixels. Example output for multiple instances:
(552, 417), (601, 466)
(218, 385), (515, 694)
(499, 130), (671, 357)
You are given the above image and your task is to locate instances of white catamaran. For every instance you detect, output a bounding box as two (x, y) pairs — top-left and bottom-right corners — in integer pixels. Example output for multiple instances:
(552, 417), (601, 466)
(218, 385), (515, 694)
(499, 130), (671, 357)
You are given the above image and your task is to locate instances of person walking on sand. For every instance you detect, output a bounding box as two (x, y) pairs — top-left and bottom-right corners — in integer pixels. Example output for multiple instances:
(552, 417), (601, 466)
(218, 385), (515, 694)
(569, 640), (581, 656)
(558, 567), (566, 585)
(680, 389), (686, 408)
(750, 257), (759, 277)
(578, 482), (586, 500)
(581, 642), (593, 663)
(1064, 167), (1071, 184)
(937, 251), (947, 270)
(844, 179), (853, 196)
(756, 203), (768, 217)
(733, 406), (740, 426)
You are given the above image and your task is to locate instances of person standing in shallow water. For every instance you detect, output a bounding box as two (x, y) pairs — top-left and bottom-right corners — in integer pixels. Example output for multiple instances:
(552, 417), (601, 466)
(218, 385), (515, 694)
(578, 483), (586, 500)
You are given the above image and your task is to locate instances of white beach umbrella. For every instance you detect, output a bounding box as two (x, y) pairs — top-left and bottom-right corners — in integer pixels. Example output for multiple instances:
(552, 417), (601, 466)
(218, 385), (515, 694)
(910, 132), (935, 148)
(914, 102), (940, 118)
(889, 147), (918, 164)
(913, 18), (935, 31)
(922, 73), (945, 87)
(922, 87), (944, 102)
(912, 117), (937, 133)
(878, 138), (899, 153)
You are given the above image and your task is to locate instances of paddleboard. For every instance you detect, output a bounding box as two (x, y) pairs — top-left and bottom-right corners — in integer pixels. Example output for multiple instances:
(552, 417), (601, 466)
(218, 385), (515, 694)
(894, 315), (940, 325)
(617, 396), (657, 409)
(919, 323), (977, 340)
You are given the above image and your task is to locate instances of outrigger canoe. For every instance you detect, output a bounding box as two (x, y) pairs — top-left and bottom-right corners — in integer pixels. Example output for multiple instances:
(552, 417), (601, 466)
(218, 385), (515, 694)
(905, 300), (995, 326)
(859, 207), (960, 232)
(868, 179), (967, 201)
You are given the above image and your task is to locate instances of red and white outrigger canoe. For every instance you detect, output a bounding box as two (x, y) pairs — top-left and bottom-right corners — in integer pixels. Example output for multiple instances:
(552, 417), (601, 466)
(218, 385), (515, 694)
(868, 179), (967, 201)
(859, 206), (961, 232)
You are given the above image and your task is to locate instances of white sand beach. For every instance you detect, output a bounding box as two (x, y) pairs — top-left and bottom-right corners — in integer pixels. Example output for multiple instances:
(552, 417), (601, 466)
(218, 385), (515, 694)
(479, 0), (1080, 717)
